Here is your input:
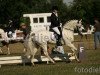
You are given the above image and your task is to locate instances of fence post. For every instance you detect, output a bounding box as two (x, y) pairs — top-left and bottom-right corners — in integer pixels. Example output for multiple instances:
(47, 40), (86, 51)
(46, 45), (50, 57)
(78, 42), (85, 61)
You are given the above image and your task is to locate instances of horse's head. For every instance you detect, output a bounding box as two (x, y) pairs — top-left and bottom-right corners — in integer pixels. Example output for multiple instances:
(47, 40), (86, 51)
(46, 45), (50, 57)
(76, 19), (84, 31)
(63, 19), (82, 31)
(77, 19), (82, 27)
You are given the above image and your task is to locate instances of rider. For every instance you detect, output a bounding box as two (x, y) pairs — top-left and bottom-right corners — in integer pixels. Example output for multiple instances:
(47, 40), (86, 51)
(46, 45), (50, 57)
(20, 23), (31, 39)
(50, 6), (62, 46)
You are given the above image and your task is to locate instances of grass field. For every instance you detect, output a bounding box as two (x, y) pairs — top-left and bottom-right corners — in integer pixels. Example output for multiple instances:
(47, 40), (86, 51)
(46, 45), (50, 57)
(0, 34), (100, 75)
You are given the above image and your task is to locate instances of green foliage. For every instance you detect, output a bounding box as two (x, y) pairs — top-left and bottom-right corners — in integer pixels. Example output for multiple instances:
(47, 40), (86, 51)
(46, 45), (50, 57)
(93, 0), (100, 18)
(20, 17), (30, 26)
(20, 17), (26, 24)
(71, 0), (94, 23)
(71, 0), (99, 24)
(0, 0), (100, 27)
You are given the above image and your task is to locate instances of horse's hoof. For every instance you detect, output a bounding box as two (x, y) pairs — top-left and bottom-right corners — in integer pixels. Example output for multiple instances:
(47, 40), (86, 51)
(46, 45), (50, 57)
(31, 64), (35, 67)
(52, 62), (56, 65)
(66, 60), (71, 63)
(27, 55), (31, 59)
(51, 63), (55, 65)
(47, 61), (49, 64)
(7, 53), (10, 55)
(0, 51), (3, 53)
(77, 60), (81, 63)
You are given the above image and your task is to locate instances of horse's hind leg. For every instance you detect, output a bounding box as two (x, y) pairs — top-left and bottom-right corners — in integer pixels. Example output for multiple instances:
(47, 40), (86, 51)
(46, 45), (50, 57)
(27, 38), (37, 66)
(31, 47), (38, 66)
(42, 44), (55, 64)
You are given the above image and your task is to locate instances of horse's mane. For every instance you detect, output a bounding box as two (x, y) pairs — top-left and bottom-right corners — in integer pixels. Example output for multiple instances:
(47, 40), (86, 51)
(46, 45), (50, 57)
(63, 20), (78, 30)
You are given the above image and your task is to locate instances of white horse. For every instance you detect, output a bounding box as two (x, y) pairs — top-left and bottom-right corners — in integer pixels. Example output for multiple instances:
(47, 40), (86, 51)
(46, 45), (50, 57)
(25, 20), (82, 66)
(78, 24), (95, 40)
(0, 28), (10, 54)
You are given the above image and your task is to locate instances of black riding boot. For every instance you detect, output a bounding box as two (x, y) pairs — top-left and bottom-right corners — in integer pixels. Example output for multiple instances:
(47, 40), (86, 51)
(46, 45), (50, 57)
(56, 34), (62, 46)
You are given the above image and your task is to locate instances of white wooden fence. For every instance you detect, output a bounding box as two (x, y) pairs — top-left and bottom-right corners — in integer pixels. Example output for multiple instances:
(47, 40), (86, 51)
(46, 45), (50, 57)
(0, 53), (75, 67)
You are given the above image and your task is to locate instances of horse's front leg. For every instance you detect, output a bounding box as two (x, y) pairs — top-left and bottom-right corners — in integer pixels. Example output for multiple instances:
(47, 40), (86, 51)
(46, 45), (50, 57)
(6, 42), (10, 55)
(6, 44), (10, 55)
(70, 46), (80, 62)
(0, 42), (3, 53)
(65, 41), (80, 62)
(72, 50), (80, 62)
(0, 47), (3, 53)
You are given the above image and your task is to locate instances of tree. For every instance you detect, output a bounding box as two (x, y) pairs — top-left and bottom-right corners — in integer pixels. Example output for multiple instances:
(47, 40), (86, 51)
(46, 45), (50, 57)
(70, 0), (100, 24)
(0, 0), (68, 27)
(0, 0), (30, 26)
(0, 0), (51, 28)
(93, 0), (100, 18)
(70, 0), (94, 23)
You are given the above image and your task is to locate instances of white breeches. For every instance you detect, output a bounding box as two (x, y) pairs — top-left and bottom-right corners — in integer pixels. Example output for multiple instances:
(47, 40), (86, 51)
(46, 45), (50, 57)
(52, 27), (60, 35)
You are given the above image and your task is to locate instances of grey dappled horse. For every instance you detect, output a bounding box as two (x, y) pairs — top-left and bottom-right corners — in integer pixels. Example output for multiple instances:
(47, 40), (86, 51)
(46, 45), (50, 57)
(25, 20), (82, 66)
